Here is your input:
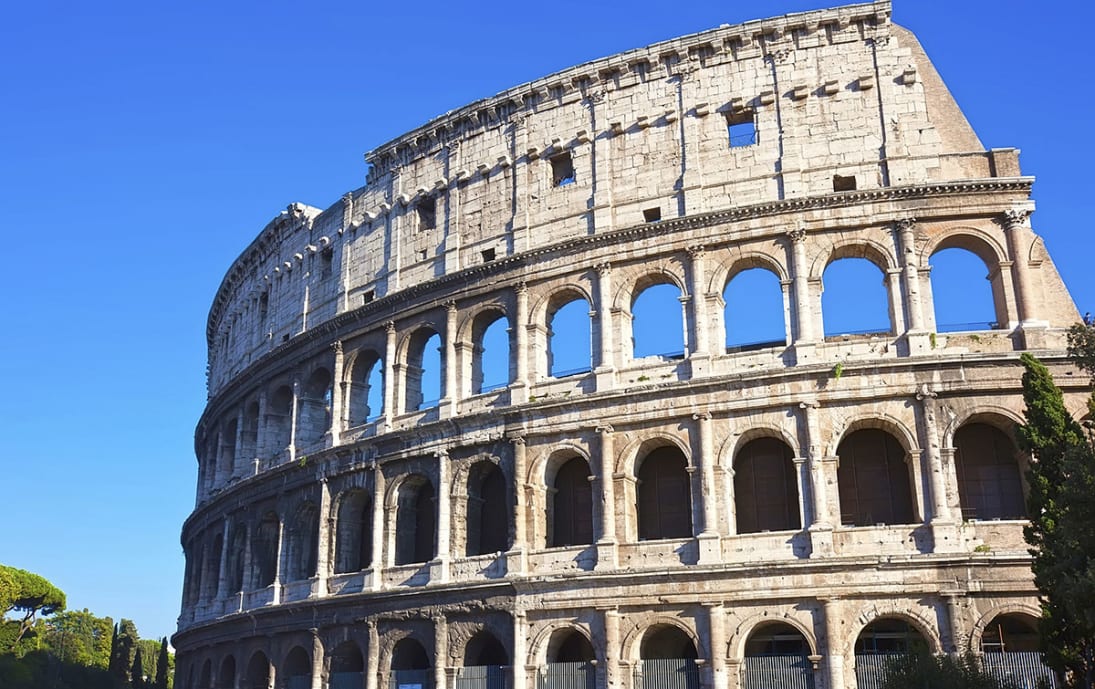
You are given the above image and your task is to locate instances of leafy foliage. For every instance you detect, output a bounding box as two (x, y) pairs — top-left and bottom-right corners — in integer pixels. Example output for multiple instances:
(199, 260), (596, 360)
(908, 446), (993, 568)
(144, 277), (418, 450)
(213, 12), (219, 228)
(1019, 352), (1095, 688)
(154, 637), (170, 689)
(40, 609), (113, 668)
(880, 652), (1021, 689)
(109, 619), (138, 685)
(0, 564), (66, 654)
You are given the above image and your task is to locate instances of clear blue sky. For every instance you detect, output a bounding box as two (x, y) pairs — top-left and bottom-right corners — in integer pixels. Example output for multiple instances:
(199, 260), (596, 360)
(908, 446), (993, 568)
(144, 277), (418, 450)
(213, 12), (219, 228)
(1, 1), (1091, 644)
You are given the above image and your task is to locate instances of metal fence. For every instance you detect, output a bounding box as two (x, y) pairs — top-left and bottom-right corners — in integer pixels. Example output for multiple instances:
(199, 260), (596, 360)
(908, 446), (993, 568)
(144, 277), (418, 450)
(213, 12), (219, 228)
(390, 668), (432, 689)
(639, 659), (701, 689)
(455, 665), (510, 689)
(536, 661), (596, 689)
(854, 653), (899, 689)
(741, 654), (816, 689)
(982, 652), (1059, 689)
(329, 671), (365, 689)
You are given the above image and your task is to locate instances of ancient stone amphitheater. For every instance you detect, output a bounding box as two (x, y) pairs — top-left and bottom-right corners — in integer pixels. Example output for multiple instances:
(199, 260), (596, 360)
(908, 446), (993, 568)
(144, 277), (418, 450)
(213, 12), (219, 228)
(175, 2), (1085, 688)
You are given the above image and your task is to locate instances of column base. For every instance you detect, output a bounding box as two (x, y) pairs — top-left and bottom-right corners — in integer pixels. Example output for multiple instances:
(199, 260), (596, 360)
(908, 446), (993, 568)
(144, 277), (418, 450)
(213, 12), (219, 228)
(594, 540), (618, 571)
(509, 381), (529, 405)
(930, 520), (960, 553)
(1018, 321), (1051, 348)
(429, 556), (449, 584)
(696, 531), (721, 564)
(594, 366), (616, 392)
(505, 546), (527, 576)
(791, 341), (817, 366)
(905, 330), (933, 355)
(688, 353), (711, 378)
(808, 523), (835, 558)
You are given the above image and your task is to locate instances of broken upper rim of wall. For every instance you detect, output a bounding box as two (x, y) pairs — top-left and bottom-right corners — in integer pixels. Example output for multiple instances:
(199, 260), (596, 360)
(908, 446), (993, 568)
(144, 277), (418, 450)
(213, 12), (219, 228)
(362, 1), (894, 181)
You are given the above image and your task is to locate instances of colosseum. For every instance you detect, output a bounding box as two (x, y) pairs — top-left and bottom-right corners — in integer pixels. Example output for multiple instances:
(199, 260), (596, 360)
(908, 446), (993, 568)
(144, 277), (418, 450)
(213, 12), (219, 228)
(175, 2), (1084, 688)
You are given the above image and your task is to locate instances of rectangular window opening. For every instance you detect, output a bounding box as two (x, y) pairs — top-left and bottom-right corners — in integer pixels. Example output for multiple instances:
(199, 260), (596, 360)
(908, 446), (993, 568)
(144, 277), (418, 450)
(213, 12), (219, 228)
(833, 174), (857, 192)
(320, 247), (333, 279)
(727, 110), (757, 148)
(643, 207), (661, 223)
(362, 289), (375, 305)
(481, 248), (496, 263)
(551, 152), (576, 187)
(417, 197), (437, 231)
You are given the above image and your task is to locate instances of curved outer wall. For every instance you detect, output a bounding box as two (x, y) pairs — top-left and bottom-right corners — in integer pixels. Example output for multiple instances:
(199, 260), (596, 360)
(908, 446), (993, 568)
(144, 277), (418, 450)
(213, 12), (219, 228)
(178, 3), (1082, 689)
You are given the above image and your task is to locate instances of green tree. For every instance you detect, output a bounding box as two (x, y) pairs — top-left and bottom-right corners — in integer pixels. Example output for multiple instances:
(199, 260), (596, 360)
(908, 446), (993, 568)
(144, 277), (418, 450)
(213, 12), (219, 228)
(881, 652), (1020, 689)
(108, 619), (138, 686)
(154, 637), (170, 689)
(1018, 352), (1095, 688)
(0, 564), (66, 654)
(41, 609), (113, 668)
(131, 645), (145, 688)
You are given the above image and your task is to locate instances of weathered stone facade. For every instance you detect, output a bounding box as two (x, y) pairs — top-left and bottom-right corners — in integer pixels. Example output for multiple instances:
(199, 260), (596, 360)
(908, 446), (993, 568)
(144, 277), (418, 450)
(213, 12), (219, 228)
(177, 3), (1083, 688)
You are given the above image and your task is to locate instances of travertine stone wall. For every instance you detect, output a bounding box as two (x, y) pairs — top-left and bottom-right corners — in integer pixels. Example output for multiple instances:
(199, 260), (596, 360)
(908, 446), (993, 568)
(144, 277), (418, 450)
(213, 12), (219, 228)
(179, 3), (1080, 689)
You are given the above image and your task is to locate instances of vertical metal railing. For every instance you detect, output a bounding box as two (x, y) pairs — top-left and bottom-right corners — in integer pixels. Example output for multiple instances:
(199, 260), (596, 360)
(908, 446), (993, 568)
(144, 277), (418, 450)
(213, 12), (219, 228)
(390, 668), (433, 689)
(639, 659), (701, 689)
(854, 654), (899, 689)
(982, 652), (1060, 689)
(536, 661), (596, 689)
(742, 655), (815, 689)
(329, 671), (365, 689)
(454, 665), (510, 689)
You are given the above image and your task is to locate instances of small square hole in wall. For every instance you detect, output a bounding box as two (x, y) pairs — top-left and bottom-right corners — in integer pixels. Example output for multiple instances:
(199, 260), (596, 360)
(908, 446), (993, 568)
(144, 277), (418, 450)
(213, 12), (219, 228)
(416, 197), (436, 231)
(419, 249), (428, 261)
(643, 207), (661, 223)
(551, 152), (575, 187)
(833, 174), (856, 192)
(481, 248), (496, 263)
(362, 290), (375, 305)
(727, 110), (757, 147)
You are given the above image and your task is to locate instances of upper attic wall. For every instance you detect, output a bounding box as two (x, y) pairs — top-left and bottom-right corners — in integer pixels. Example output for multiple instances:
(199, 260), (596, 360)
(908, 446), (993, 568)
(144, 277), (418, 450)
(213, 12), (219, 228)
(204, 0), (1033, 397)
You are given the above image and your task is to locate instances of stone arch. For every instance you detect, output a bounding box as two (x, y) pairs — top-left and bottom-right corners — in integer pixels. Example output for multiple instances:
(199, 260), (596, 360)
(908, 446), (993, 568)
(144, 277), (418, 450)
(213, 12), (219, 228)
(400, 325), (444, 412)
(940, 406), (1023, 449)
(729, 611), (819, 659)
(832, 418), (918, 527)
(530, 282), (596, 326)
(286, 502), (319, 581)
(529, 623), (599, 665)
(920, 227), (1008, 271)
(243, 650), (271, 689)
(623, 268), (690, 360)
(620, 615), (701, 663)
(217, 654), (236, 689)
(380, 627), (435, 673)
(297, 366), (333, 448)
(461, 305), (512, 395)
(612, 263), (689, 313)
(847, 606), (942, 657)
(721, 257), (789, 351)
(826, 414), (918, 460)
(390, 473), (436, 565)
(462, 628), (511, 667)
(810, 238), (898, 280)
(720, 424), (801, 469)
(464, 458), (510, 556)
(534, 443), (593, 488)
(345, 347), (384, 426)
(816, 240), (898, 339)
(279, 645), (311, 689)
(709, 251), (790, 295)
(534, 284), (595, 379)
(926, 230), (1009, 332)
(969, 603), (1042, 651)
(333, 488), (372, 573)
(619, 432), (694, 476)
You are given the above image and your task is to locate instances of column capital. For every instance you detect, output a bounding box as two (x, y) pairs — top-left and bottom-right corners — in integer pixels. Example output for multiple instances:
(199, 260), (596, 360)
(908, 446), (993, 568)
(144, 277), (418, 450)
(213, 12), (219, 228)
(915, 383), (938, 401)
(332, 340), (343, 355)
(443, 300), (458, 312)
(1001, 207), (1032, 230)
(686, 244), (706, 259)
(510, 435), (527, 446)
(798, 399), (820, 410)
(384, 320), (396, 334)
(692, 411), (712, 422)
(515, 280), (528, 295)
(595, 261), (612, 276)
(893, 217), (917, 233)
(786, 225), (807, 243)
(596, 423), (614, 435)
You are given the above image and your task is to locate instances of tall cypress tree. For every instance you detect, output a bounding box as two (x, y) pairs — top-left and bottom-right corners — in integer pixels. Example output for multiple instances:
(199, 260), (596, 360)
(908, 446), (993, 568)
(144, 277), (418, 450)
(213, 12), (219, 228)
(131, 645), (145, 689)
(155, 637), (169, 689)
(1018, 353), (1095, 688)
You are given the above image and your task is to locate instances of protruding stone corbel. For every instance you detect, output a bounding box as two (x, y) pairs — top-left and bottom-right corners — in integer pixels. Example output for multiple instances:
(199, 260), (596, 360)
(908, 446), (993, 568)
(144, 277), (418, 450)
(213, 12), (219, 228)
(575, 130), (591, 144)
(758, 90), (776, 106)
(823, 79), (840, 95)
(902, 65), (918, 85)
(527, 146), (541, 161)
(497, 155), (511, 168)
(636, 115), (650, 129)
(693, 102), (710, 117)
(791, 84), (810, 100)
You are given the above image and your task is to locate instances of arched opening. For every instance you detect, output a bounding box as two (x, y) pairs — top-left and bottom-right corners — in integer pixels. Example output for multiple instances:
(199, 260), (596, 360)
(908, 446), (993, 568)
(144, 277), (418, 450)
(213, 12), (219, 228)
(244, 651), (270, 689)
(406, 330), (442, 411)
(220, 418), (238, 480)
(348, 351), (384, 426)
(225, 527), (246, 594)
(391, 637), (432, 689)
(298, 367), (333, 448)
(217, 656), (236, 689)
(466, 462), (509, 556)
(282, 646), (311, 689)
(853, 618), (927, 689)
(198, 659), (212, 689)
(550, 457), (594, 548)
(632, 282), (685, 359)
(637, 446), (693, 540)
(742, 623), (814, 689)
(954, 423), (1026, 521)
(548, 297), (592, 377)
(822, 257), (891, 338)
(473, 313), (512, 394)
(395, 477), (436, 566)
(286, 503), (319, 581)
(929, 245), (1003, 332)
(639, 625), (700, 689)
(266, 386), (294, 459)
(724, 267), (786, 351)
(329, 642), (365, 689)
(458, 630), (509, 689)
(734, 438), (801, 533)
(837, 429), (914, 527)
(540, 630), (596, 689)
(334, 489), (373, 573)
(980, 614), (1057, 687)
(241, 401), (259, 465)
(202, 533), (224, 601)
(252, 511), (280, 588)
